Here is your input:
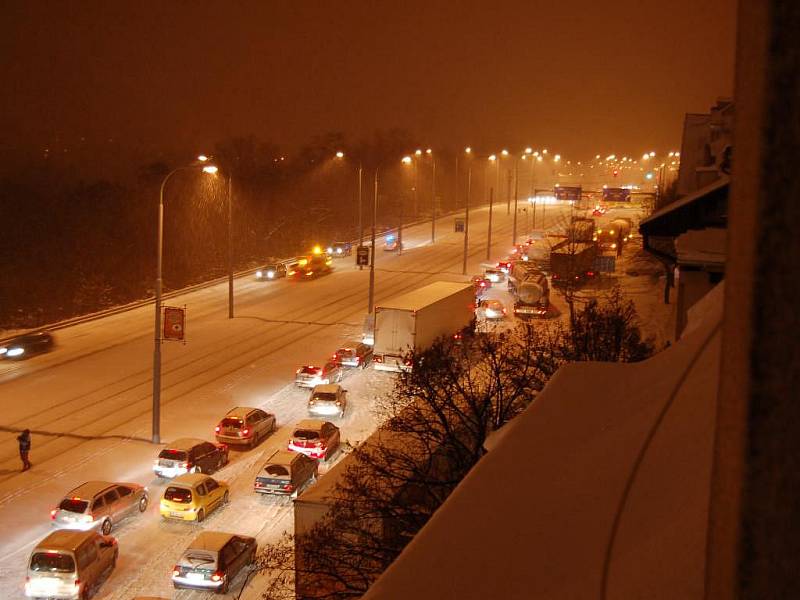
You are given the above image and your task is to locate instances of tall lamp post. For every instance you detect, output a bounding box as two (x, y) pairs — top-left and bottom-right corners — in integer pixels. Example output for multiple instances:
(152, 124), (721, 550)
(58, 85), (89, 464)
(368, 169), (378, 313)
(335, 151), (364, 269)
(500, 149), (509, 214)
(487, 154), (497, 261)
(462, 147), (472, 275)
(152, 157), (217, 444)
(227, 173), (234, 319)
(425, 148), (437, 243)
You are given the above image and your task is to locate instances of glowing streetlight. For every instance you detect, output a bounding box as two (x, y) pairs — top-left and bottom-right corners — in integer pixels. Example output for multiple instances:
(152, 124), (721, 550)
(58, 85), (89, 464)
(426, 148), (432, 155)
(525, 147), (533, 155)
(202, 165), (218, 174)
(335, 151), (345, 159)
(501, 149), (509, 157)
(415, 149), (423, 156)
(554, 154), (561, 162)
(542, 149), (548, 155)
(488, 154), (497, 161)
(465, 146), (472, 154)
(401, 155), (412, 164)
(649, 151), (656, 157)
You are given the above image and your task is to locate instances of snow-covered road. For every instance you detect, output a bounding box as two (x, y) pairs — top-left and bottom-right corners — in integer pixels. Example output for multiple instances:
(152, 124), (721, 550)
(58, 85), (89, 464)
(0, 202), (578, 599)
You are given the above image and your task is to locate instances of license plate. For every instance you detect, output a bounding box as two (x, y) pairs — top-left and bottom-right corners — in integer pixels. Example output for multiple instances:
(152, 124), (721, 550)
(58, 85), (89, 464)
(170, 511), (183, 517)
(186, 572), (205, 580)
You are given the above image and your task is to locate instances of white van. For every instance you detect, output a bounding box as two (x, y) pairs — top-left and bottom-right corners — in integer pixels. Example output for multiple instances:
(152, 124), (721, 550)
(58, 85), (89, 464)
(25, 529), (117, 599)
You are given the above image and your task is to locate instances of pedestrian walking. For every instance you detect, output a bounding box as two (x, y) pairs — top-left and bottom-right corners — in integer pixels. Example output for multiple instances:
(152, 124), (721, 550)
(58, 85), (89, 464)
(17, 429), (32, 471)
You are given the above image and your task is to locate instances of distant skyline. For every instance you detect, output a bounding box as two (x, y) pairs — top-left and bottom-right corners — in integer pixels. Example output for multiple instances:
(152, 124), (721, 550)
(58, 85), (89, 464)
(1, 1), (736, 172)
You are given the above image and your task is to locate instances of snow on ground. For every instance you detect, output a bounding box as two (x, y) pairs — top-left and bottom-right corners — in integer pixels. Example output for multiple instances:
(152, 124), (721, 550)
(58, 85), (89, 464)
(0, 200), (667, 599)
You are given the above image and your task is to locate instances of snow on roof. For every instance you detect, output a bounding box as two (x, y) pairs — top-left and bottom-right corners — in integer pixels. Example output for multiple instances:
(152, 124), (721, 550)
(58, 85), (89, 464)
(640, 176), (729, 227)
(375, 281), (473, 312)
(675, 228), (726, 266)
(363, 285), (724, 600)
(185, 530), (235, 552)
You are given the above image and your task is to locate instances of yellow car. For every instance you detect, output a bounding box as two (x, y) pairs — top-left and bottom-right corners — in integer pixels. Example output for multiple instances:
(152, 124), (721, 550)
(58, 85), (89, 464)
(159, 473), (229, 522)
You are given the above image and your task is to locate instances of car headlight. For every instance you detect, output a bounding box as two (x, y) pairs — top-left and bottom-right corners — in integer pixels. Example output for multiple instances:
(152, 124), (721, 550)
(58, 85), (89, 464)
(336, 248), (342, 254)
(7, 347), (24, 357)
(256, 270), (263, 277)
(327, 247), (333, 254)
(0, 347), (6, 355)
(267, 271), (275, 278)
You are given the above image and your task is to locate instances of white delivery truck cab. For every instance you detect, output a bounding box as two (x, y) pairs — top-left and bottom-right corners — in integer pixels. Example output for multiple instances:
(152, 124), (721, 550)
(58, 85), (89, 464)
(372, 281), (474, 372)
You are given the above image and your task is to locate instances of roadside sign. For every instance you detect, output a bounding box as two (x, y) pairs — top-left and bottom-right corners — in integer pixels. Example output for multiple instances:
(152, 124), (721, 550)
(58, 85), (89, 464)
(356, 245), (370, 266)
(163, 306), (186, 342)
(602, 187), (631, 202)
(554, 186), (581, 201)
(454, 218), (465, 232)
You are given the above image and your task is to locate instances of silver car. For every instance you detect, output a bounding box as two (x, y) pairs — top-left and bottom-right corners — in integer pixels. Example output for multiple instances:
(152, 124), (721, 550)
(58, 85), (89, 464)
(307, 384), (348, 418)
(51, 481), (149, 535)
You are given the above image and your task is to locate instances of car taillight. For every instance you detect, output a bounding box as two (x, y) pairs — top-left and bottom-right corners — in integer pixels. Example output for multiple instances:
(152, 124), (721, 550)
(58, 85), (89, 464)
(242, 428), (250, 436)
(74, 579), (81, 587)
(50, 509), (57, 520)
(211, 571), (224, 582)
(180, 462), (189, 469)
(282, 483), (294, 492)
(587, 271), (595, 277)
(374, 355), (383, 363)
(214, 425), (220, 433)
(172, 567), (181, 577)
(355, 356), (361, 364)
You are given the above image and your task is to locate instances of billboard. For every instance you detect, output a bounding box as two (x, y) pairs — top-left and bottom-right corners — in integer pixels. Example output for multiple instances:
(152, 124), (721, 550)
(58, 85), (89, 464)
(602, 187), (632, 203)
(554, 186), (581, 201)
(356, 245), (370, 266)
(163, 306), (186, 342)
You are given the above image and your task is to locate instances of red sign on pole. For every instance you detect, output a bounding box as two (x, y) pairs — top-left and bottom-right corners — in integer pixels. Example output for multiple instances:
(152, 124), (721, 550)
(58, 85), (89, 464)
(163, 306), (186, 342)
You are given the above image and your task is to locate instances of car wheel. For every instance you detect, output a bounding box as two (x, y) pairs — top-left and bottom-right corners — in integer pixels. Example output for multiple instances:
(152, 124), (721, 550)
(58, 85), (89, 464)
(138, 495), (148, 513)
(101, 518), (112, 535)
(220, 576), (229, 594)
(196, 509), (205, 523)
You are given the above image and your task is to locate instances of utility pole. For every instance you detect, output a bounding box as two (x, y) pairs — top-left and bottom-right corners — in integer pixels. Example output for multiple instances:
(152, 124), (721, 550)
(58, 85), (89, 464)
(486, 187), (494, 261)
(227, 174), (234, 319)
(512, 162), (519, 245)
(462, 165), (471, 275)
(507, 168), (513, 215)
(431, 158), (436, 243)
(398, 196), (404, 256)
(454, 154), (459, 209)
(357, 165), (363, 270)
(368, 170), (377, 313)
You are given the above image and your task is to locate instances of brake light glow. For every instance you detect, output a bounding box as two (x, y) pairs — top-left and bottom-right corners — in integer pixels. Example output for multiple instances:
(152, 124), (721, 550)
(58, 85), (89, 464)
(214, 425), (220, 433)
(374, 355), (383, 363)
(172, 567), (181, 577)
(242, 428), (250, 436)
(180, 462), (189, 469)
(50, 509), (57, 520)
(211, 571), (224, 582)
(74, 578), (81, 587)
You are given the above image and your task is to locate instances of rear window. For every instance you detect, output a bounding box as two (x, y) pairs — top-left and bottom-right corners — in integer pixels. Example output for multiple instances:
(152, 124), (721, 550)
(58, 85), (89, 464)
(264, 465), (290, 477)
(220, 418), (243, 428)
(299, 366), (320, 375)
(58, 498), (88, 513)
(159, 449), (188, 461)
(180, 551), (217, 570)
(312, 393), (337, 403)
(337, 349), (356, 358)
(164, 487), (192, 503)
(30, 552), (75, 573)
(293, 429), (320, 440)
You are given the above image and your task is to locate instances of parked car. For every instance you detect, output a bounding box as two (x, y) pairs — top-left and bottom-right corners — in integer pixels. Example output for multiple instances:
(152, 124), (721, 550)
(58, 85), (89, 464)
(172, 531), (257, 594)
(254, 449), (318, 496)
(153, 438), (229, 479)
(478, 299), (507, 320)
(0, 330), (54, 359)
(51, 481), (149, 535)
(327, 241), (352, 257)
(159, 473), (229, 523)
(255, 262), (287, 281)
(333, 342), (373, 368)
(307, 384), (348, 419)
(25, 530), (117, 600)
(295, 362), (342, 388)
(288, 419), (341, 460)
(496, 260), (513, 273)
(214, 407), (276, 449)
(471, 275), (491, 298)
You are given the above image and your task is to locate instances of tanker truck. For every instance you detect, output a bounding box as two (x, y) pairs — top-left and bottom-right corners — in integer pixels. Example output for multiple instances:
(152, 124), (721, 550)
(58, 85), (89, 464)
(508, 262), (550, 318)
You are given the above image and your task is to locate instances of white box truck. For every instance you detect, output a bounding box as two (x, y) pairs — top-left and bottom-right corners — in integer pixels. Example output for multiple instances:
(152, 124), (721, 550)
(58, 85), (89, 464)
(372, 281), (475, 372)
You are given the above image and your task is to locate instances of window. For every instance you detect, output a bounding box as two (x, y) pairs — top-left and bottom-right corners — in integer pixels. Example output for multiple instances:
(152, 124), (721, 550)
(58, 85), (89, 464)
(30, 552), (75, 573)
(220, 543), (237, 568)
(201, 442), (216, 455)
(265, 465), (289, 477)
(159, 449), (187, 461)
(220, 417), (243, 428)
(91, 497), (105, 512)
(164, 487), (192, 503)
(195, 484), (207, 496)
(205, 479), (218, 492)
(248, 412), (261, 424)
(103, 489), (119, 505)
(230, 538), (248, 556)
(116, 486), (132, 498)
(59, 498), (88, 513)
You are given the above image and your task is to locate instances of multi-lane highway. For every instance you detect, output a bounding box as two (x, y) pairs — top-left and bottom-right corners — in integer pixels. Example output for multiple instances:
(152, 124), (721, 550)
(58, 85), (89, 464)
(0, 201), (577, 599)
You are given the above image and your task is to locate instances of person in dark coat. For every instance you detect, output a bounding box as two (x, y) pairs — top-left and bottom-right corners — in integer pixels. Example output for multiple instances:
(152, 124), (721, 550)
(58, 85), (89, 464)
(17, 429), (31, 471)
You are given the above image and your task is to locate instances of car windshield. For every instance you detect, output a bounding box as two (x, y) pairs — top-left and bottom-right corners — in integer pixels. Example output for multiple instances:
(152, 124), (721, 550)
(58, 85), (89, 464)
(159, 449), (187, 461)
(220, 418), (243, 428)
(337, 349), (355, 358)
(164, 487), (192, 503)
(299, 366), (320, 375)
(265, 465), (290, 477)
(293, 429), (320, 440)
(30, 552), (75, 573)
(58, 498), (89, 513)
(312, 393), (337, 403)
(263, 264), (278, 270)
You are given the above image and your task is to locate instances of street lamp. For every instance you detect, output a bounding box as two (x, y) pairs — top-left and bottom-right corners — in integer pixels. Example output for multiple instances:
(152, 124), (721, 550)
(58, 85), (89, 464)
(462, 147), (473, 275)
(335, 151), (364, 268)
(486, 155), (497, 260)
(425, 149), (437, 243)
(152, 156), (218, 444)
